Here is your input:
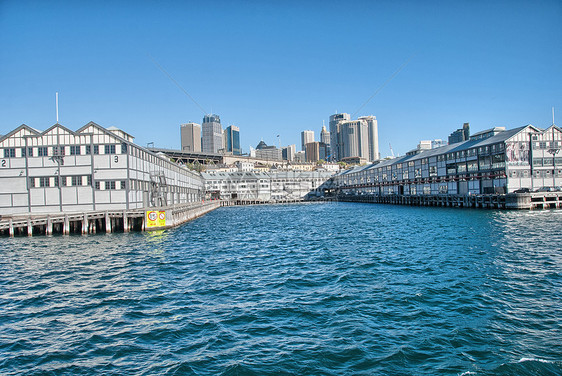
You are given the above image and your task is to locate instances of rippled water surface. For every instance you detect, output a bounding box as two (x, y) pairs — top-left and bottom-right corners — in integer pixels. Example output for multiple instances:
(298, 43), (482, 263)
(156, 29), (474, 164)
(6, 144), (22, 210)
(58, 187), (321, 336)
(1, 202), (561, 375)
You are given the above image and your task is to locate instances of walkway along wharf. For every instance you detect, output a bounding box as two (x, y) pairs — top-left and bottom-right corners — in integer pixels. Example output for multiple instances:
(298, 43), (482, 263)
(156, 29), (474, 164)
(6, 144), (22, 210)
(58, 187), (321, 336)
(0, 201), (219, 237)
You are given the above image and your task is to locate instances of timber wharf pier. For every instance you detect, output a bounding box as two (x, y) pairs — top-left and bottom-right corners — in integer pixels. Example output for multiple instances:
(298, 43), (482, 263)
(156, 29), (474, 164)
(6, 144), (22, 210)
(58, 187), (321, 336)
(0, 201), (219, 237)
(335, 192), (562, 210)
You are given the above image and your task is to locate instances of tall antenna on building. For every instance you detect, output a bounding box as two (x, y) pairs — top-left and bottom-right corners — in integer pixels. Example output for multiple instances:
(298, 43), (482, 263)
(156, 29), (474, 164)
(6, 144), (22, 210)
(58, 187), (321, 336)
(56, 92), (59, 123)
(553, 106), (555, 126)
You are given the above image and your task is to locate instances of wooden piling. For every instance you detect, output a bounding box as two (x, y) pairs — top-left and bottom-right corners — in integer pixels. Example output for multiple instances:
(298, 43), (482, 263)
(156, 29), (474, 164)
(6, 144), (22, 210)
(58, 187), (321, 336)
(123, 210), (129, 232)
(105, 212), (111, 233)
(46, 216), (52, 235)
(82, 213), (88, 235)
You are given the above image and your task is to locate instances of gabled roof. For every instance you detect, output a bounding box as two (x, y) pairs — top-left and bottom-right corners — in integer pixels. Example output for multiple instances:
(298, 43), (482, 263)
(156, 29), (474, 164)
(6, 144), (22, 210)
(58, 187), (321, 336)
(0, 124), (40, 142)
(42, 122), (79, 137)
(76, 121), (132, 144)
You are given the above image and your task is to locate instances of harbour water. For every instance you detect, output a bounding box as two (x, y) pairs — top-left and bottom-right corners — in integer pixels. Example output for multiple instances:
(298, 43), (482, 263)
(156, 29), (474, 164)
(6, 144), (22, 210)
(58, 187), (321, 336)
(1, 202), (561, 375)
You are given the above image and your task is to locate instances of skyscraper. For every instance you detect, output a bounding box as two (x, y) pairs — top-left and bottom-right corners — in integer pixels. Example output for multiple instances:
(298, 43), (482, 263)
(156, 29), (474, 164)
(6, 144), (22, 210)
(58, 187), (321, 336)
(305, 141), (328, 162)
(320, 125), (330, 144)
(320, 125), (330, 159)
(180, 122), (201, 152)
(359, 115), (379, 162)
(202, 114), (223, 154)
(340, 120), (369, 160)
(301, 130), (314, 151)
(329, 113), (350, 161)
(282, 144), (296, 161)
(224, 125), (241, 155)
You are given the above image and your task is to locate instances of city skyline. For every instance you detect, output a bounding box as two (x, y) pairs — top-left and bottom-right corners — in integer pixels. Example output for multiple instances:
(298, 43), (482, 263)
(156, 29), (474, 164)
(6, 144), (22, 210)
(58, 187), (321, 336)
(1, 1), (561, 156)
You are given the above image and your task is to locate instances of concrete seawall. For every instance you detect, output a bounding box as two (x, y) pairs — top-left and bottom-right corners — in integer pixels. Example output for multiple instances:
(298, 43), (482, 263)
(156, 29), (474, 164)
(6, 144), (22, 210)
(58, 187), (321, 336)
(0, 201), (220, 237)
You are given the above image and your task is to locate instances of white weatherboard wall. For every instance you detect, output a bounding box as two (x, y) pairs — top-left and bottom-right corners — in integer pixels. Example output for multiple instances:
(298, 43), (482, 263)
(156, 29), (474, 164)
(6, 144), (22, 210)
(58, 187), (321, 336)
(0, 122), (205, 215)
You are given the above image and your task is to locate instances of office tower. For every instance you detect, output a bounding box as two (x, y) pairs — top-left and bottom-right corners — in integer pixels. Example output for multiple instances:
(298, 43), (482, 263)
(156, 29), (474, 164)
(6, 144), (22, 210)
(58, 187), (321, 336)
(180, 122), (201, 152)
(294, 151), (306, 163)
(320, 125), (331, 159)
(329, 113), (350, 161)
(202, 114), (223, 153)
(254, 141), (282, 160)
(359, 115), (379, 162)
(301, 130), (314, 151)
(305, 141), (328, 162)
(448, 123), (470, 144)
(282, 144), (296, 161)
(320, 126), (330, 144)
(340, 120), (369, 160)
(224, 125), (241, 155)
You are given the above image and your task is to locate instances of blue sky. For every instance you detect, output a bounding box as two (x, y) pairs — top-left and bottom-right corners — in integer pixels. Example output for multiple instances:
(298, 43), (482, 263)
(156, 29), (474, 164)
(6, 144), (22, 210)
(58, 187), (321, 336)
(1, 0), (561, 156)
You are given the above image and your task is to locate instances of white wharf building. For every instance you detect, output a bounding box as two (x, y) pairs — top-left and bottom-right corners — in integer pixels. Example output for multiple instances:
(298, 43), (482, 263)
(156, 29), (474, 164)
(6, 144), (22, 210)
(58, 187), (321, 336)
(202, 170), (335, 201)
(0, 122), (204, 215)
(335, 124), (562, 196)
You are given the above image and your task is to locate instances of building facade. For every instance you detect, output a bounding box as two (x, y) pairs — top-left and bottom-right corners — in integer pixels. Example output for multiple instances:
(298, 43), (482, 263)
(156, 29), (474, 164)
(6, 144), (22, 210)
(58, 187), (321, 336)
(334, 124), (562, 196)
(202, 114), (223, 154)
(0, 122), (204, 215)
(449, 123), (470, 144)
(282, 144), (296, 161)
(329, 113), (378, 162)
(224, 125), (241, 155)
(305, 141), (328, 162)
(180, 122), (201, 152)
(329, 113), (350, 161)
(301, 130), (314, 151)
(359, 115), (379, 162)
(202, 170), (335, 201)
(340, 120), (369, 161)
(320, 125), (331, 161)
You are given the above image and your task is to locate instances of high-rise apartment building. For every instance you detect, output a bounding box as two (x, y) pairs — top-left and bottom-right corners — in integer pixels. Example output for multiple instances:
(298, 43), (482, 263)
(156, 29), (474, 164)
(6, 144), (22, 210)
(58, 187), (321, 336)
(180, 122), (201, 152)
(202, 114), (223, 154)
(329, 113), (350, 161)
(224, 125), (241, 155)
(358, 115), (379, 162)
(301, 130), (314, 151)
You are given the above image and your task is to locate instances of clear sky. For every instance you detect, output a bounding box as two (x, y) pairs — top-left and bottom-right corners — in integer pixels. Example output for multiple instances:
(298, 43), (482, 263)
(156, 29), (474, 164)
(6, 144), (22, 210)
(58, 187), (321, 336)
(1, 0), (561, 156)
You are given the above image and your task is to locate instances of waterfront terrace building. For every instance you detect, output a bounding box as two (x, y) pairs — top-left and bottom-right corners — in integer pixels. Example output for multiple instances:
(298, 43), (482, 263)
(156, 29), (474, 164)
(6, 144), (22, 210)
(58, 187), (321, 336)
(334, 124), (562, 196)
(202, 170), (335, 201)
(0, 122), (204, 215)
